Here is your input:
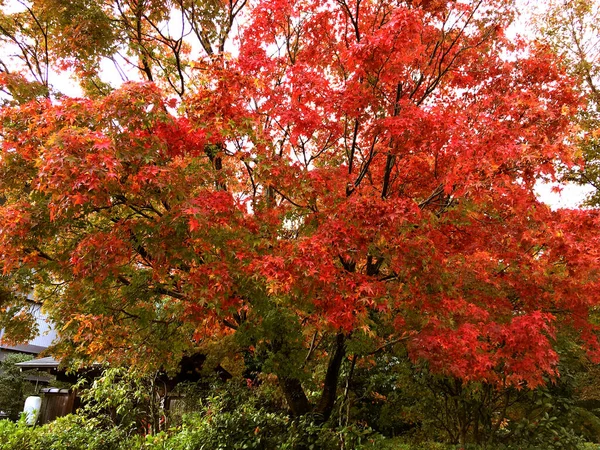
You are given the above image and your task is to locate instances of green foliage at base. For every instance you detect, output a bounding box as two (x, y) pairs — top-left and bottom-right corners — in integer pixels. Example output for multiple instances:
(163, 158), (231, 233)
(4, 357), (600, 450)
(2, 415), (600, 450)
(143, 380), (381, 450)
(0, 416), (129, 450)
(0, 379), (381, 450)
(0, 414), (381, 450)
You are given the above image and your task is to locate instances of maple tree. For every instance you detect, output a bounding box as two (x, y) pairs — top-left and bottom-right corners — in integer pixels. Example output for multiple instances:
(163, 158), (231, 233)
(1, 0), (600, 425)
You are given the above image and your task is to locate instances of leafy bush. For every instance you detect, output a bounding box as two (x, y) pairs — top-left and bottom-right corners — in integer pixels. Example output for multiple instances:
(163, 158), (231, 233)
(0, 415), (135, 450)
(0, 417), (40, 450)
(0, 375), (382, 450)
(373, 440), (454, 450)
(37, 415), (133, 450)
(75, 367), (166, 434)
(143, 380), (381, 450)
(2, 365), (597, 450)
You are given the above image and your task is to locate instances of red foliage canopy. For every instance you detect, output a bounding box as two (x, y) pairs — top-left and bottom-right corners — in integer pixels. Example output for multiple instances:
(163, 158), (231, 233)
(0, 0), (599, 394)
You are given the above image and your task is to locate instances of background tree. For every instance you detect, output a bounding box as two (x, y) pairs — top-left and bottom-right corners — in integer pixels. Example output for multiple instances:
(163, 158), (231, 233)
(0, 354), (35, 421)
(0, 0), (599, 430)
(535, 0), (600, 205)
(0, 0), (245, 101)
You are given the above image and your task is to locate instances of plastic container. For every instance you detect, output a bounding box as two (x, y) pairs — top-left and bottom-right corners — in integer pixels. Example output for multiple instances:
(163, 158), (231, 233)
(23, 396), (42, 425)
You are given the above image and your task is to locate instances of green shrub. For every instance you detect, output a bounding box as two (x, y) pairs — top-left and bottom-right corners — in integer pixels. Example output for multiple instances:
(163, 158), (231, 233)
(373, 440), (454, 450)
(36, 415), (133, 450)
(75, 367), (165, 434)
(0, 378), (382, 450)
(0, 417), (40, 450)
(141, 388), (380, 450)
(0, 415), (136, 450)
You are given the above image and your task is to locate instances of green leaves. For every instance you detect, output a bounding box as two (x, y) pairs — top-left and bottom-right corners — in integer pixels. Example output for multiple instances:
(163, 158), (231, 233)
(0, 354), (36, 421)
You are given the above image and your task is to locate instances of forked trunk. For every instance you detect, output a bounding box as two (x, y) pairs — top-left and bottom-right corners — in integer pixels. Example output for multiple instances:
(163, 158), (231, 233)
(278, 332), (347, 421)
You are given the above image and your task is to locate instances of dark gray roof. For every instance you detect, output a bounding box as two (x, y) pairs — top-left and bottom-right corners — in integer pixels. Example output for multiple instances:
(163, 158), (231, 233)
(0, 343), (47, 354)
(15, 356), (60, 369)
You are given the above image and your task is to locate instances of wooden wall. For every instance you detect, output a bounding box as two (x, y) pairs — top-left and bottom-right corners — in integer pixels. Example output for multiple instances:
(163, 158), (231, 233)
(38, 389), (79, 425)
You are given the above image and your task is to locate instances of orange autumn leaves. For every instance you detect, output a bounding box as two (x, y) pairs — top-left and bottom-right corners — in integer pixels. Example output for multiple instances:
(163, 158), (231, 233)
(0, 0), (598, 388)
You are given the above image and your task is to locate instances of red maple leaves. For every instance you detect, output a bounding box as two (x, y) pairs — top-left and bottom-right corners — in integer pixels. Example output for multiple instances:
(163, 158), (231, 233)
(0, 0), (598, 388)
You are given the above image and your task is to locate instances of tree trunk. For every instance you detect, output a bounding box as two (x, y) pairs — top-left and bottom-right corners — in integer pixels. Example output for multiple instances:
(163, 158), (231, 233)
(315, 332), (346, 422)
(277, 332), (347, 420)
(280, 375), (311, 416)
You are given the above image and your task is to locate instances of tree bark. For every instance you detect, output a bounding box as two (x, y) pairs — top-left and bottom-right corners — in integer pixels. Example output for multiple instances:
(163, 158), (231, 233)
(277, 332), (347, 420)
(315, 332), (346, 422)
(280, 375), (311, 416)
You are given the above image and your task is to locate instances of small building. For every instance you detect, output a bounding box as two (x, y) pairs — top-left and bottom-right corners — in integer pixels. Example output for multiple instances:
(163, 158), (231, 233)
(15, 356), (94, 424)
(0, 300), (59, 421)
